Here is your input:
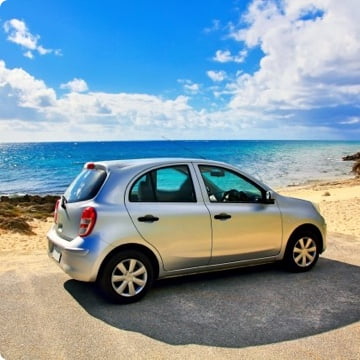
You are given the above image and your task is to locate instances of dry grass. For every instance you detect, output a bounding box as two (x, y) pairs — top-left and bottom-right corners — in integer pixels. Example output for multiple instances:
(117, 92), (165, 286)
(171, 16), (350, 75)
(0, 195), (58, 234)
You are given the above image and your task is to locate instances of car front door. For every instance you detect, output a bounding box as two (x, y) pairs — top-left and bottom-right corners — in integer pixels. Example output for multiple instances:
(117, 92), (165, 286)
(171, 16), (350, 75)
(125, 164), (212, 271)
(198, 165), (282, 264)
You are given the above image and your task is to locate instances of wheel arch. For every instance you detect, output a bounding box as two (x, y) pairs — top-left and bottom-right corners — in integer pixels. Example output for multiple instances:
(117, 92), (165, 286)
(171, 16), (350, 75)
(287, 223), (324, 253)
(97, 243), (160, 282)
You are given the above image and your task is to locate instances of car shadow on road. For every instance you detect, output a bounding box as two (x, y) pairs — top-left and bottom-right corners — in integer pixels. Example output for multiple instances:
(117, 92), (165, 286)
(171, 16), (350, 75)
(64, 258), (360, 348)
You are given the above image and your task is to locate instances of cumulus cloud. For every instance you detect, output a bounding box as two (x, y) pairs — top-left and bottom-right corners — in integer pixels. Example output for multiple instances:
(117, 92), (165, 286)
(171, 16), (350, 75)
(184, 83), (200, 93)
(53, 92), (199, 131)
(3, 19), (61, 58)
(1, 0), (359, 142)
(178, 79), (201, 94)
(207, 70), (227, 82)
(213, 49), (247, 63)
(226, 0), (360, 113)
(0, 60), (56, 111)
(60, 78), (89, 93)
(0, 61), (218, 141)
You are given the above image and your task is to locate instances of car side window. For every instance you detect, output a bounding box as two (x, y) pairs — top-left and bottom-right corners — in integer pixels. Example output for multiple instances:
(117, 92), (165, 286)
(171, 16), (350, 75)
(130, 165), (196, 202)
(199, 165), (263, 203)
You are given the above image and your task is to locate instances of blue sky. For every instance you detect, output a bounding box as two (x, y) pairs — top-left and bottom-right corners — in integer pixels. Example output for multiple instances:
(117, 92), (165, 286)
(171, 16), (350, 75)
(0, 0), (359, 142)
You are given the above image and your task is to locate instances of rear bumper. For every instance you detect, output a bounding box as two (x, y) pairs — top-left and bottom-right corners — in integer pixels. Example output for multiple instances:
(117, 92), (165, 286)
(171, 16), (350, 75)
(47, 225), (103, 282)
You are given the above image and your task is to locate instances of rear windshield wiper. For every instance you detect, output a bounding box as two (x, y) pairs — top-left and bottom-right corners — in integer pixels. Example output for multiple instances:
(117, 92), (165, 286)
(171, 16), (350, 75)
(61, 195), (68, 210)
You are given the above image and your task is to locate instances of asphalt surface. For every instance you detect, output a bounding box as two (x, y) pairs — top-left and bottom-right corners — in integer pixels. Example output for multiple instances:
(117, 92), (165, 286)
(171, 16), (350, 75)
(0, 234), (359, 359)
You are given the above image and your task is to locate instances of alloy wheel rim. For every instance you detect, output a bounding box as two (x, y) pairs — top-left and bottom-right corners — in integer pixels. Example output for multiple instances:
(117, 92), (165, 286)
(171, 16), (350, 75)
(292, 237), (317, 267)
(111, 258), (148, 297)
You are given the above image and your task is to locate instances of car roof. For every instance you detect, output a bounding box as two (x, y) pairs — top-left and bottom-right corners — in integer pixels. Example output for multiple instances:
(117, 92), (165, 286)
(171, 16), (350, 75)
(84, 157), (272, 191)
(89, 157), (227, 171)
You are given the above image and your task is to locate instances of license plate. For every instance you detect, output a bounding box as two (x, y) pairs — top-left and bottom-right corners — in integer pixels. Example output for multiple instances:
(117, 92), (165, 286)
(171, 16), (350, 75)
(52, 247), (61, 262)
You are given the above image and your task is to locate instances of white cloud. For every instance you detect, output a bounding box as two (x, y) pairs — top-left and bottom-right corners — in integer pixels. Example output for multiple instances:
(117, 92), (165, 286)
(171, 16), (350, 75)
(340, 117), (360, 125)
(0, 0), (7, 7)
(184, 83), (200, 93)
(178, 79), (201, 94)
(0, 61), (215, 141)
(24, 50), (34, 59)
(3, 19), (61, 58)
(2, 0), (360, 145)
(0, 60), (56, 111)
(226, 0), (360, 111)
(213, 49), (247, 63)
(60, 78), (89, 93)
(52, 92), (199, 131)
(207, 70), (227, 82)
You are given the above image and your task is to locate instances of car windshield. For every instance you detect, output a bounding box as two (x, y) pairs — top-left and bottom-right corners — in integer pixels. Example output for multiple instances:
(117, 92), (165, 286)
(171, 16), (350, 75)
(64, 168), (107, 203)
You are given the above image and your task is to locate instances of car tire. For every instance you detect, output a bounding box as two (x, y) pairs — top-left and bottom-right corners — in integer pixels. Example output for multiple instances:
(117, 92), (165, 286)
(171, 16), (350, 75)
(283, 230), (320, 272)
(98, 250), (154, 304)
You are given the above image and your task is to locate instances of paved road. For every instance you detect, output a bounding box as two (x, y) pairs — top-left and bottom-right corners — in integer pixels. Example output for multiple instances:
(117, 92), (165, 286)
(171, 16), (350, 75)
(0, 234), (359, 359)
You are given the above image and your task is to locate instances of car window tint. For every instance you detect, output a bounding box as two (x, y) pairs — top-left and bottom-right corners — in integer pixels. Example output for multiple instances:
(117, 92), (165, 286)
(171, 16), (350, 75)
(130, 165), (196, 202)
(199, 165), (263, 203)
(65, 169), (107, 203)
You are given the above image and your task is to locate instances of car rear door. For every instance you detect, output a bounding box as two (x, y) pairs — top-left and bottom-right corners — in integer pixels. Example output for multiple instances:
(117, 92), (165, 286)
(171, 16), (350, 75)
(125, 163), (212, 271)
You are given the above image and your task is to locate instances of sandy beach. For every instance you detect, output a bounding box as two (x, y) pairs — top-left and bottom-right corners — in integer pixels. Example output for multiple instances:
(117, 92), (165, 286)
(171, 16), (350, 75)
(279, 177), (360, 239)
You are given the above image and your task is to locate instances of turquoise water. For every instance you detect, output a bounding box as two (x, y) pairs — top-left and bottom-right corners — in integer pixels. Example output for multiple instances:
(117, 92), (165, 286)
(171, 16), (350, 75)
(0, 140), (359, 195)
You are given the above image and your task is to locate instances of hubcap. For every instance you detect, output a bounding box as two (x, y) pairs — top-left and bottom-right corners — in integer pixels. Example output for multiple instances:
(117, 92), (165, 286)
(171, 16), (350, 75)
(111, 258), (148, 297)
(293, 237), (317, 267)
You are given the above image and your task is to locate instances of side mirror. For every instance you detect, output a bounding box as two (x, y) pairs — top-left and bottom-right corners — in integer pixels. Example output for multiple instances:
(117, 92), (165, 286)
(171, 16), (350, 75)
(265, 191), (275, 204)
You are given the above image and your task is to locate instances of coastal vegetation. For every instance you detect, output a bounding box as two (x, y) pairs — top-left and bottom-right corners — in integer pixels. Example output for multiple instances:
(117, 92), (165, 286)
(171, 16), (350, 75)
(0, 195), (58, 234)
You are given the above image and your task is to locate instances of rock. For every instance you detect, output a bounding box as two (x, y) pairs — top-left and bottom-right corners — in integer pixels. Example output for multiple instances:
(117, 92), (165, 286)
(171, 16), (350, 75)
(342, 152), (360, 161)
(352, 161), (360, 177)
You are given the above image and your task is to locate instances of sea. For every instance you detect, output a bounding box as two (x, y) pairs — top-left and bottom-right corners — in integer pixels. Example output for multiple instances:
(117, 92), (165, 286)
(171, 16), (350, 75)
(0, 140), (359, 196)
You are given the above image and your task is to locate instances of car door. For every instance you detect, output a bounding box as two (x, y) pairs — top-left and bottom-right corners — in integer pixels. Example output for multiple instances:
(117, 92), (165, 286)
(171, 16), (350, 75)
(197, 165), (282, 264)
(125, 164), (212, 271)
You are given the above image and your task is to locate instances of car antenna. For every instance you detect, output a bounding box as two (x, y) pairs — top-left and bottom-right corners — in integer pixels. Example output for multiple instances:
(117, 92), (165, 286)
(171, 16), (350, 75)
(161, 136), (207, 160)
(252, 161), (265, 183)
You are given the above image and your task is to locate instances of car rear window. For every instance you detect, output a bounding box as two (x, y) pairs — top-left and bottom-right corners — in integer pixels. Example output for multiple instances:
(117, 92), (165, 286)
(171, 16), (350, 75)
(64, 168), (107, 203)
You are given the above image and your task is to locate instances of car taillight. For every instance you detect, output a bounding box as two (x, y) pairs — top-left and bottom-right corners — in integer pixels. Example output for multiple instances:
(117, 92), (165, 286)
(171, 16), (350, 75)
(54, 199), (60, 224)
(79, 207), (97, 237)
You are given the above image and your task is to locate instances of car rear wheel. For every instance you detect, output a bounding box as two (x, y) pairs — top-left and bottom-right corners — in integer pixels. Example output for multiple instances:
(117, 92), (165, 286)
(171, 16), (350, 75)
(283, 230), (320, 272)
(98, 250), (154, 303)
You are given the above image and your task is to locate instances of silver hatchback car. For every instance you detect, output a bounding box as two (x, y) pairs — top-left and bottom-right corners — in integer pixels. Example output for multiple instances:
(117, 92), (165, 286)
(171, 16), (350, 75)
(48, 158), (326, 303)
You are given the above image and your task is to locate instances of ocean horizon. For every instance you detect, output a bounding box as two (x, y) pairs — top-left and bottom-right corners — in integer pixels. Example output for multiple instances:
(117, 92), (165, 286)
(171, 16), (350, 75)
(1, 140), (359, 196)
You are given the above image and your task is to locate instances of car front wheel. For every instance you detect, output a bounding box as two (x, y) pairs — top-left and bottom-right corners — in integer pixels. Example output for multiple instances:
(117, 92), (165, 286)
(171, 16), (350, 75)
(98, 250), (154, 303)
(283, 230), (320, 272)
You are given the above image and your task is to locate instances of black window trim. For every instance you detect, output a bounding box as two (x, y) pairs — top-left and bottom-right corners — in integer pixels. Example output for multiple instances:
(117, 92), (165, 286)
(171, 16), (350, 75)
(129, 164), (197, 203)
(198, 164), (267, 204)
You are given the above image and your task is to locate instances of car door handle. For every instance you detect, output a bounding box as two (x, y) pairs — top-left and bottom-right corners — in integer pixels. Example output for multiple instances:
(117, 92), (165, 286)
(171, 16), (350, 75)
(214, 213), (232, 220)
(138, 215), (159, 223)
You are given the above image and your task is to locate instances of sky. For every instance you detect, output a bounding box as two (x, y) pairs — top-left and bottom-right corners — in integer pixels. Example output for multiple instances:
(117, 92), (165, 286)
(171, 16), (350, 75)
(0, 0), (359, 142)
